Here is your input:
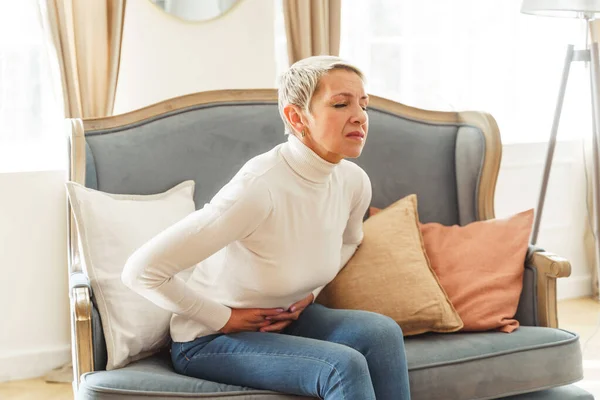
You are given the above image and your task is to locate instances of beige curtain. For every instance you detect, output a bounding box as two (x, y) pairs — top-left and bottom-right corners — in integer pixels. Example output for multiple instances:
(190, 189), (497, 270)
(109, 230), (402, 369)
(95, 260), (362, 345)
(37, 0), (126, 384)
(587, 20), (600, 300)
(583, 123), (600, 299)
(283, 0), (341, 65)
(44, 0), (126, 118)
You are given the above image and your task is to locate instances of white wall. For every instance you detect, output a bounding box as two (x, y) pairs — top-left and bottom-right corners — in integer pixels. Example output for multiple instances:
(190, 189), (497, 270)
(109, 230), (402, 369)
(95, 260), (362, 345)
(0, 171), (71, 382)
(113, 0), (276, 115)
(495, 140), (592, 300)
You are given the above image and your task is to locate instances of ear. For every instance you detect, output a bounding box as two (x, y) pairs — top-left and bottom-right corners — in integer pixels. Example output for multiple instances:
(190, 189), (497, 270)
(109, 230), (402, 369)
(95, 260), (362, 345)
(283, 104), (306, 134)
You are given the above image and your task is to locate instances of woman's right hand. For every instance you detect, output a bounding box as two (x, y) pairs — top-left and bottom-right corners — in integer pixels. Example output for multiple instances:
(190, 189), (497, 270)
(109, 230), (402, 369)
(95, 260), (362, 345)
(219, 307), (286, 334)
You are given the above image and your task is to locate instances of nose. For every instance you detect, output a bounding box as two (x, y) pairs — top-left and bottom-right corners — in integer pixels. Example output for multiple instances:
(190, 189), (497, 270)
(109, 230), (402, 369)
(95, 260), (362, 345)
(350, 104), (368, 125)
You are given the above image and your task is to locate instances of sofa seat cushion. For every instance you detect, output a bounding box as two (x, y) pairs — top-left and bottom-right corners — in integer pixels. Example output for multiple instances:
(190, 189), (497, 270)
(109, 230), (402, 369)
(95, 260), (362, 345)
(502, 385), (593, 399)
(78, 350), (312, 400)
(79, 327), (583, 400)
(406, 327), (583, 400)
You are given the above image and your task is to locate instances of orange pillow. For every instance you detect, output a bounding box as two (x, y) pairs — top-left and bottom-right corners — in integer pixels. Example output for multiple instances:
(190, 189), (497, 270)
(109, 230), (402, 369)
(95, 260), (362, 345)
(369, 206), (534, 333)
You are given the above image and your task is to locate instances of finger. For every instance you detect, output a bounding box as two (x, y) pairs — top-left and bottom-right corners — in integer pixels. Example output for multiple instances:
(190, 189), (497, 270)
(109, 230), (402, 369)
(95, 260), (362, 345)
(290, 297), (308, 309)
(249, 318), (272, 327)
(264, 311), (294, 321)
(259, 308), (286, 317)
(290, 294), (313, 312)
(260, 320), (292, 333)
(267, 311), (300, 322)
(252, 310), (285, 324)
(288, 302), (303, 313)
(243, 322), (269, 332)
(260, 323), (291, 333)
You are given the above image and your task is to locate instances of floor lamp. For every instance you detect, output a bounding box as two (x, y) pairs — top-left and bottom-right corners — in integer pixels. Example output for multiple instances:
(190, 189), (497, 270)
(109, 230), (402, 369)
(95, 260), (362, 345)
(521, 1), (600, 253)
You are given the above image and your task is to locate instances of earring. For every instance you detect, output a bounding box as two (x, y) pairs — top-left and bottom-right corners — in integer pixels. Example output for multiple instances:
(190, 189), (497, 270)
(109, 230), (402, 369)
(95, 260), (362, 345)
(301, 129), (306, 138)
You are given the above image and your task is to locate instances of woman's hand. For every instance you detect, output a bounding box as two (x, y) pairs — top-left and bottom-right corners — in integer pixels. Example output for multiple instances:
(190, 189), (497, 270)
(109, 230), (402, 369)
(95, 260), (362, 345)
(259, 293), (315, 333)
(219, 307), (286, 334)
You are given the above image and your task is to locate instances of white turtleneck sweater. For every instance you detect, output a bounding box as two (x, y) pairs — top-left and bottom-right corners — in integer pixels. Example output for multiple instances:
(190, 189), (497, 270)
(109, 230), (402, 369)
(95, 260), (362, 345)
(122, 134), (372, 342)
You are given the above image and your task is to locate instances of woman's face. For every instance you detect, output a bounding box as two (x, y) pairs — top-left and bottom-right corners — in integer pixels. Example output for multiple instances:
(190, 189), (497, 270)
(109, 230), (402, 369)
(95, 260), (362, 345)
(287, 69), (369, 163)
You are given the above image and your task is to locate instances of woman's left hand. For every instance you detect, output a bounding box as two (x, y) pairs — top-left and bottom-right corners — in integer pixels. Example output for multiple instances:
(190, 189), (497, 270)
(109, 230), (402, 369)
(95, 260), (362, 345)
(259, 293), (315, 333)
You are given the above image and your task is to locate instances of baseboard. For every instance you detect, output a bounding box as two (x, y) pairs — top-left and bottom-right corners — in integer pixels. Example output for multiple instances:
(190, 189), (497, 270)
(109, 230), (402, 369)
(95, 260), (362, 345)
(0, 344), (71, 382)
(558, 274), (593, 300)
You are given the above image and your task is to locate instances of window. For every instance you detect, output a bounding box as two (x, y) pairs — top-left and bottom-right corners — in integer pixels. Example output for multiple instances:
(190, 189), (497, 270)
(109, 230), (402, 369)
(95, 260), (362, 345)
(275, 0), (590, 144)
(0, 0), (64, 172)
(274, 0), (288, 86)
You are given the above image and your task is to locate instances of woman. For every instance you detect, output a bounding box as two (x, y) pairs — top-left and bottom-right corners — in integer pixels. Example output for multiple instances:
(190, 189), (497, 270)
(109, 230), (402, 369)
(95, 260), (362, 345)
(122, 55), (411, 399)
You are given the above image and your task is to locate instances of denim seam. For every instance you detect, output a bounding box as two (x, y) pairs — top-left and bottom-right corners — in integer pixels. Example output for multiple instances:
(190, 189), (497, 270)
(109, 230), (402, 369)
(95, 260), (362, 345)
(190, 352), (346, 400)
(178, 343), (191, 371)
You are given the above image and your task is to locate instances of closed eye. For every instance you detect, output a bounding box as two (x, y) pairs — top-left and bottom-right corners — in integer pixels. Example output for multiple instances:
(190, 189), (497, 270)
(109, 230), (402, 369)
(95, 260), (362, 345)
(333, 103), (368, 112)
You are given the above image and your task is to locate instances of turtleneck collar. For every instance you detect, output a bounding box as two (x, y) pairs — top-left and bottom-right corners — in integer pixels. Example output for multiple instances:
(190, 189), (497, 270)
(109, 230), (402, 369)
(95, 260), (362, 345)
(280, 134), (338, 184)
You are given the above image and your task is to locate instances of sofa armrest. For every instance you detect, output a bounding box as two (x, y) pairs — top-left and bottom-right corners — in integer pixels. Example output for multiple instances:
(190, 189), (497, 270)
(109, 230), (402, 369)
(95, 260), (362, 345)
(70, 270), (92, 292)
(526, 246), (571, 328)
(69, 271), (94, 389)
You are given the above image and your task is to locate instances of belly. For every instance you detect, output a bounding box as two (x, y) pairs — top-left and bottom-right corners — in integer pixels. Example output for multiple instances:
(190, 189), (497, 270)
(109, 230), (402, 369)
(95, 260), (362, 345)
(222, 233), (343, 305)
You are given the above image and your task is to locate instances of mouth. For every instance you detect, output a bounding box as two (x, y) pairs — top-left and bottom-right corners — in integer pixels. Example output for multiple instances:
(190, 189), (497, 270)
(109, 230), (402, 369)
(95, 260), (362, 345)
(345, 131), (365, 139)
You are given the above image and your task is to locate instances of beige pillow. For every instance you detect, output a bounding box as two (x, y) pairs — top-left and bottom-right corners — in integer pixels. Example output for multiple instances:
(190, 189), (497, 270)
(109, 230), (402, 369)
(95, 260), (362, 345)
(317, 194), (463, 336)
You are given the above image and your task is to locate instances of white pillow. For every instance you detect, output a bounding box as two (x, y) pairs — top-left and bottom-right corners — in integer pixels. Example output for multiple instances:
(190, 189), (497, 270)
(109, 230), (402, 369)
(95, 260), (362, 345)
(66, 180), (196, 370)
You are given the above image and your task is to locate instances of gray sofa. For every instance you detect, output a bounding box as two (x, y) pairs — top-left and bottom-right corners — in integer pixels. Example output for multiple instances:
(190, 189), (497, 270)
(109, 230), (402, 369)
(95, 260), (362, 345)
(66, 89), (592, 399)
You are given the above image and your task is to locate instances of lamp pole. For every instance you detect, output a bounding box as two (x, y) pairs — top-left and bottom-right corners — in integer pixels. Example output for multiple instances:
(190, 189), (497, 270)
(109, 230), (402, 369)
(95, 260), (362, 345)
(531, 44), (575, 244)
(531, 18), (600, 254)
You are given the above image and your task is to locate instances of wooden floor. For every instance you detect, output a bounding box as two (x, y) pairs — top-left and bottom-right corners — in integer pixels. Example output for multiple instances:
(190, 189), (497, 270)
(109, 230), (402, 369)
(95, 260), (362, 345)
(2, 297), (600, 400)
(0, 378), (73, 400)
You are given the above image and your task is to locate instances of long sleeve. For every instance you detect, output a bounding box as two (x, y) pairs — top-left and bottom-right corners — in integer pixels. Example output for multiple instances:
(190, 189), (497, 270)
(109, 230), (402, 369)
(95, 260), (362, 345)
(313, 168), (372, 301)
(122, 172), (273, 331)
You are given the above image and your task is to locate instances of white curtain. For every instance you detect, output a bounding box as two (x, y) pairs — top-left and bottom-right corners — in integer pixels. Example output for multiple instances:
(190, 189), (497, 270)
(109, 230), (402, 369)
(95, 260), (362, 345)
(276, 0), (588, 144)
(336, 0), (587, 145)
(0, 0), (64, 172)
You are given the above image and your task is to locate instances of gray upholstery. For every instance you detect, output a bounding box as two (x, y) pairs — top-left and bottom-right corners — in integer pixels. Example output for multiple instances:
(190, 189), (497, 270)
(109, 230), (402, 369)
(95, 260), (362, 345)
(356, 109), (462, 225)
(515, 266), (538, 327)
(407, 328), (582, 400)
(515, 245), (545, 327)
(454, 125), (485, 225)
(79, 350), (311, 400)
(85, 141), (98, 190)
(78, 327), (582, 400)
(84, 104), (465, 226)
(92, 303), (108, 372)
(504, 386), (593, 400)
(78, 99), (588, 399)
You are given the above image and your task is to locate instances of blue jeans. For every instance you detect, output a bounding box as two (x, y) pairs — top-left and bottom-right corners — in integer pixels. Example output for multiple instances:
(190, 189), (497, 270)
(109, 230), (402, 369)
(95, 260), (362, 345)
(171, 303), (411, 399)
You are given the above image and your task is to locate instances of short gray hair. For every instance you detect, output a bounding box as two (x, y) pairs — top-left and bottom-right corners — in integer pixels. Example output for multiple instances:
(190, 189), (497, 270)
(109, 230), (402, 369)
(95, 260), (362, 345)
(277, 55), (365, 136)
